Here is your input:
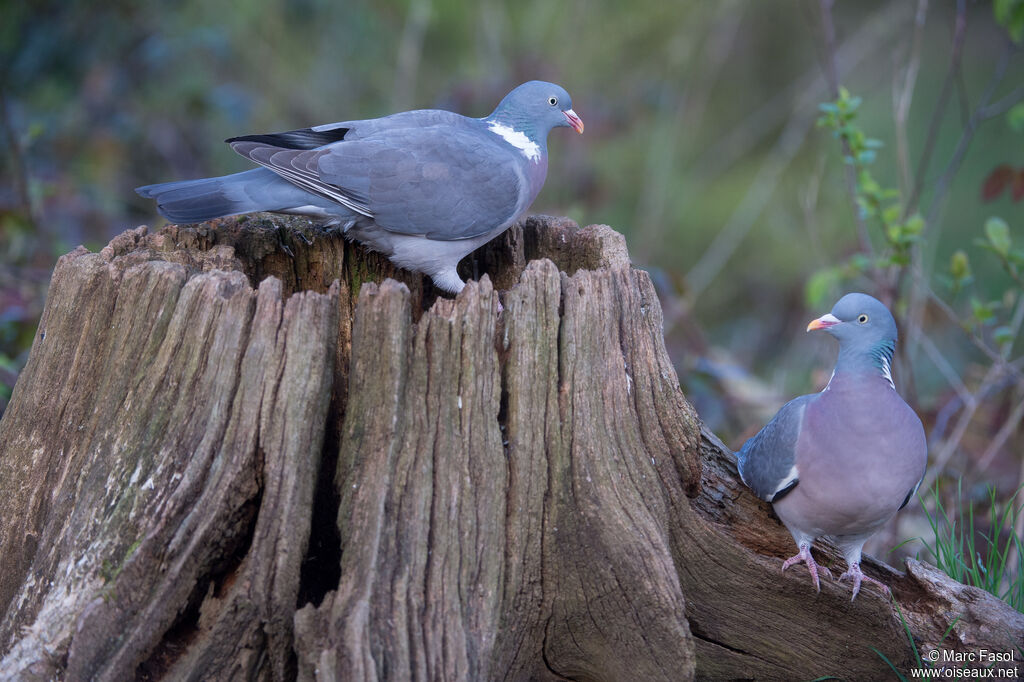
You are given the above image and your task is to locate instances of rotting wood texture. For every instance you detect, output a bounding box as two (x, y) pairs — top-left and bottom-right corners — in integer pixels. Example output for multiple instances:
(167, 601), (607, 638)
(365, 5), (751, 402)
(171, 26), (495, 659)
(0, 214), (1020, 681)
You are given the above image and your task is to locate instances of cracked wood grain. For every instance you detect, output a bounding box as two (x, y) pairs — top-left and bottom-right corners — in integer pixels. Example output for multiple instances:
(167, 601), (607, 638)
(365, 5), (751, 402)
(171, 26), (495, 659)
(0, 214), (1019, 681)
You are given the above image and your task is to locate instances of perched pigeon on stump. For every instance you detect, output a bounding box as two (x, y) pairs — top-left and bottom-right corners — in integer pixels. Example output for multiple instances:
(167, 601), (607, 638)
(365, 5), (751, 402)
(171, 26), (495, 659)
(736, 293), (926, 600)
(136, 81), (584, 295)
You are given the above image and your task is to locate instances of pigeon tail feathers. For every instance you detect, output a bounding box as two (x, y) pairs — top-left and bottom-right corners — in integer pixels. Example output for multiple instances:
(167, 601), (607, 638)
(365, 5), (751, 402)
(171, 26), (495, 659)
(136, 176), (252, 223)
(135, 168), (331, 224)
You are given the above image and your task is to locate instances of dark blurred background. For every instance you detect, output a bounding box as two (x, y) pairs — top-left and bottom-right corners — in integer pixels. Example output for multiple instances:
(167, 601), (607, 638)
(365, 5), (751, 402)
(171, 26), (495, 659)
(2, 1), (1022, 565)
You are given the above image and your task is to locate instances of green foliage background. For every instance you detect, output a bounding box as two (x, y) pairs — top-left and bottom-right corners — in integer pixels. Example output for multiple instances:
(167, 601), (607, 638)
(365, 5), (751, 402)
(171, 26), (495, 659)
(2, 1), (1022, 525)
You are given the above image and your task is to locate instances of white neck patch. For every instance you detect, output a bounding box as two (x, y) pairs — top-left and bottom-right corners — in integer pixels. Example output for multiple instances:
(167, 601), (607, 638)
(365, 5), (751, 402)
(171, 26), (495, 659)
(823, 369), (835, 391)
(488, 121), (541, 162)
(880, 354), (895, 389)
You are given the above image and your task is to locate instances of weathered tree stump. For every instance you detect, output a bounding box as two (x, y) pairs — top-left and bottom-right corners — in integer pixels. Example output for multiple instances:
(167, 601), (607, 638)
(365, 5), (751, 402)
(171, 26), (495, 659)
(0, 215), (1020, 681)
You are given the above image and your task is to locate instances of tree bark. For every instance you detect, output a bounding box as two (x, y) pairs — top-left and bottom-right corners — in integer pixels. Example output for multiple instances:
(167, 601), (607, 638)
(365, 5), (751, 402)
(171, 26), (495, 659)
(0, 214), (1020, 681)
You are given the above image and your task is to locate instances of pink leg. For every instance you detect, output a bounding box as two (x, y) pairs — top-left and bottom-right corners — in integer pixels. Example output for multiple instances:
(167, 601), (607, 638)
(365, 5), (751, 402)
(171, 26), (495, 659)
(781, 543), (829, 592)
(837, 562), (891, 601)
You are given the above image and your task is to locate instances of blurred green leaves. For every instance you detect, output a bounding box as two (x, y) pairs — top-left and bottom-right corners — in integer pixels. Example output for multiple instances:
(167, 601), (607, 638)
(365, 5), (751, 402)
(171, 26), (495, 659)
(947, 249), (972, 294)
(982, 217), (1012, 258)
(822, 89), (924, 265)
(976, 216), (1024, 284)
(0, 1), (1021, 435)
(959, 216), (1023, 343)
(994, 0), (1024, 44)
(1009, 103), (1024, 133)
(806, 87), (925, 305)
(811, 82), (1023, 370)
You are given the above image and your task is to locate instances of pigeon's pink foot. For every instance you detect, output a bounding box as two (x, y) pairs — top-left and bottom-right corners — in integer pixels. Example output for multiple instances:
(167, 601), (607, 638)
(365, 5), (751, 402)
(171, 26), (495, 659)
(837, 562), (891, 601)
(781, 543), (828, 592)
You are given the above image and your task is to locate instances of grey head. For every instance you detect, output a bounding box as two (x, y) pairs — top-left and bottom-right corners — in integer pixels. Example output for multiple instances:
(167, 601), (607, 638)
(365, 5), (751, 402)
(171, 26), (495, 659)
(486, 81), (585, 141)
(807, 292), (898, 382)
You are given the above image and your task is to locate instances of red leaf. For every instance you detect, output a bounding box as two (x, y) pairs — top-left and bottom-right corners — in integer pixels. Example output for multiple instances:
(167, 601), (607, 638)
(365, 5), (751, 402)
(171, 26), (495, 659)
(1014, 169), (1024, 202)
(982, 164), (1014, 201)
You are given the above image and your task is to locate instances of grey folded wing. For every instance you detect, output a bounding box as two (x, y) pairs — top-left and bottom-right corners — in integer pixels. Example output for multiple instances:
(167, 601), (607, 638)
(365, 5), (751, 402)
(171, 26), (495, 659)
(230, 125), (524, 241)
(225, 109), (467, 150)
(736, 394), (813, 502)
(310, 109), (469, 140)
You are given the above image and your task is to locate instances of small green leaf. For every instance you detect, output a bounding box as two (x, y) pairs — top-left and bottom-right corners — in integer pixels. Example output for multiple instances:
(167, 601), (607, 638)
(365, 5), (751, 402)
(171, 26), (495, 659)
(888, 252), (912, 266)
(994, 0), (1014, 23)
(904, 214), (924, 235)
(1010, 3), (1024, 43)
(848, 253), (872, 274)
(971, 297), (995, 323)
(993, 325), (1015, 345)
(985, 217), (1012, 256)
(1009, 102), (1024, 133)
(856, 196), (875, 219)
(882, 204), (901, 225)
(859, 173), (881, 196)
(950, 250), (971, 281)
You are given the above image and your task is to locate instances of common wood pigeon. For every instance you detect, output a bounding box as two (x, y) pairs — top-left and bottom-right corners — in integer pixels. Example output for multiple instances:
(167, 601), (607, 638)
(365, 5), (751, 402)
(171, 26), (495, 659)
(737, 293), (927, 600)
(136, 81), (584, 294)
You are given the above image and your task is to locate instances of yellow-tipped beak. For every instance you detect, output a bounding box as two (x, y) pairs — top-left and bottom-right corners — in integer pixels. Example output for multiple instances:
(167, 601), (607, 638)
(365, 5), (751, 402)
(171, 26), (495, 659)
(806, 313), (841, 332)
(564, 109), (584, 134)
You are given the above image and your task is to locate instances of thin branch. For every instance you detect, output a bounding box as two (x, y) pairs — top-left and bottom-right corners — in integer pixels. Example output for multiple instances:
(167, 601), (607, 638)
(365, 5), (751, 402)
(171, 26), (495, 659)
(977, 84), (1024, 120)
(906, 0), (967, 212)
(685, 1), (907, 202)
(679, 1), (908, 303)
(890, 0), (929, 398)
(919, 276), (1022, 381)
(817, 0), (875, 259)
(977, 390), (1024, 471)
(894, 0), (929, 200)
(684, 110), (813, 299)
(1005, 293), (1024, 359)
(924, 43), (1012, 235)
(921, 363), (1001, 494)
(799, 154), (829, 268)
(904, 40), (1018, 415)
(954, 48), (972, 129)
(919, 333), (971, 404)
(1007, 455), (1024, 582)
(633, 2), (743, 263)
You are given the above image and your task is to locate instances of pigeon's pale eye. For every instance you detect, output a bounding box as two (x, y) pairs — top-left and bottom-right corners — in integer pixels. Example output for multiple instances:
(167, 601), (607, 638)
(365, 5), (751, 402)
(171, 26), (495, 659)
(858, 314), (869, 323)
(548, 96), (558, 106)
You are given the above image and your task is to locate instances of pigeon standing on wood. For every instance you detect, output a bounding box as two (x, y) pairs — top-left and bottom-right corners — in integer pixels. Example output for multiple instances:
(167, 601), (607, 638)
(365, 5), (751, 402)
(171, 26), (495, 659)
(136, 81), (584, 294)
(736, 293), (927, 600)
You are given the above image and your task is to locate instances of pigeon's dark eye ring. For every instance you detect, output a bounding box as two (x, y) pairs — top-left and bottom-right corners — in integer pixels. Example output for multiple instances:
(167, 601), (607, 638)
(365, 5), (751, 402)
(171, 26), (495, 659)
(858, 314), (869, 323)
(548, 96), (558, 106)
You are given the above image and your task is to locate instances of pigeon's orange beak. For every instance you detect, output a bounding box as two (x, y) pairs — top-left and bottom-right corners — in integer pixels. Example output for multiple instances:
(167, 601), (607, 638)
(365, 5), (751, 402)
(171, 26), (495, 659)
(564, 109), (584, 134)
(806, 313), (841, 332)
